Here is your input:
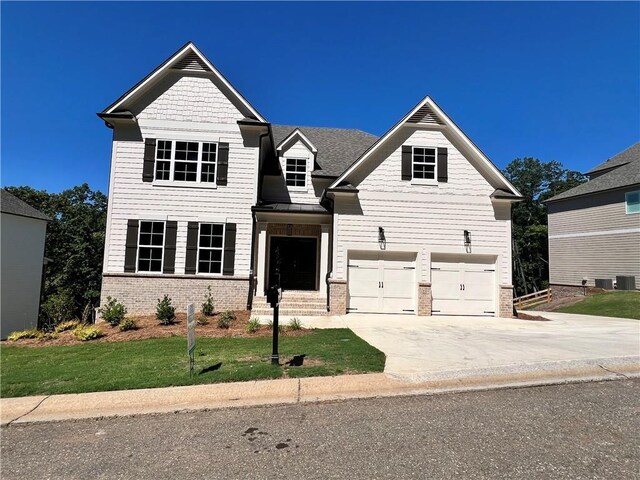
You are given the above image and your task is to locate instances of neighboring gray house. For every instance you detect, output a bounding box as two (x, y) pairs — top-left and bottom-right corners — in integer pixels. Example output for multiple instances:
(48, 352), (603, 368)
(99, 42), (522, 318)
(1, 190), (49, 338)
(546, 143), (640, 290)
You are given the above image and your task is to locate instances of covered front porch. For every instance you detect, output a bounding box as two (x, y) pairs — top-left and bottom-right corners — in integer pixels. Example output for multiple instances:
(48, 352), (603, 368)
(253, 205), (332, 301)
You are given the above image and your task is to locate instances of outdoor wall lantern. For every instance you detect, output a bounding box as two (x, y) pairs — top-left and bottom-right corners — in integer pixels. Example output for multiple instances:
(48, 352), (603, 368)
(378, 227), (386, 250)
(464, 230), (472, 246)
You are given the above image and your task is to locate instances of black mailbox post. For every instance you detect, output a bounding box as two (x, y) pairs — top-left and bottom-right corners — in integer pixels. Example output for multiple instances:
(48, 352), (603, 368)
(266, 283), (282, 365)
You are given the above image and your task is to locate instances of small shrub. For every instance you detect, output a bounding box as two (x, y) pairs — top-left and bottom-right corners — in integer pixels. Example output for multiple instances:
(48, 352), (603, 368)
(54, 320), (81, 333)
(246, 317), (261, 333)
(7, 329), (41, 341)
(288, 317), (303, 331)
(197, 315), (209, 326)
(118, 318), (138, 331)
(266, 319), (273, 330)
(156, 295), (176, 325)
(81, 302), (93, 324)
(39, 332), (59, 340)
(217, 310), (235, 329)
(41, 290), (75, 329)
(278, 324), (286, 335)
(72, 325), (104, 341)
(100, 297), (127, 327)
(201, 286), (215, 316)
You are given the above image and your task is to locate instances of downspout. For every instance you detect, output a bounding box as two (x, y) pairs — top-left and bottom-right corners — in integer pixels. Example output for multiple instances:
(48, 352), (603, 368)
(247, 129), (271, 310)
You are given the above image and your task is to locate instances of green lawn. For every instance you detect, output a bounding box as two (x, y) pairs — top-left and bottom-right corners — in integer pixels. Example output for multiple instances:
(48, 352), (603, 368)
(556, 291), (640, 319)
(0, 329), (385, 398)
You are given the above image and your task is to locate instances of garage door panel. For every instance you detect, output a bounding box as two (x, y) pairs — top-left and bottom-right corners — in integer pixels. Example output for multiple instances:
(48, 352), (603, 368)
(463, 270), (495, 301)
(382, 267), (414, 298)
(348, 266), (378, 297)
(431, 269), (460, 301)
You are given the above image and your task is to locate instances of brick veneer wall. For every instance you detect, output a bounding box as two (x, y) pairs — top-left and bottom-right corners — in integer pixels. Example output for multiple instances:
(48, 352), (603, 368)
(499, 284), (515, 318)
(100, 274), (250, 317)
(418, 282), (432, 316)
(328, 279), (347, 315)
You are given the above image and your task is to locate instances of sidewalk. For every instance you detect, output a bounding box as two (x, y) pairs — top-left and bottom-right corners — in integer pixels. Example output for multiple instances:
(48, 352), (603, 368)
(2, 357), (638, 426)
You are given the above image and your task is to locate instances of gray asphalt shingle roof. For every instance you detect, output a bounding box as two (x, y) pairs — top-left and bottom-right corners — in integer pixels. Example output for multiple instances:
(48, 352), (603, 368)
(587, 142), (640, 175)
(271, 125), (378, 178)
(547, 143), (640, 202)
(0, 189), (50, 221)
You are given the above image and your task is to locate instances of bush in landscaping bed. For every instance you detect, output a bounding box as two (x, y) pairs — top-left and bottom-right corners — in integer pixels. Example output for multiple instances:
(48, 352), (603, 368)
(8, 329), (42, 341)
(288, 317), (302, 331)
(197, 315), (210, 326)
(217, 310), (236, 329)
(118, 318), (138, 331)
(54, 320), (81, 333)
(72, 326), (104, 341)
(156, 295), (176, 325)
(246, 317), (261, 333)
(201, 286), (215, 316)
(100, 297), (127, 327)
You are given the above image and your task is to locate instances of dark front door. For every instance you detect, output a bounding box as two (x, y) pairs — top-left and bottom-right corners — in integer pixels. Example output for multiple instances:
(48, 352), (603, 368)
(269, 237), (318, 291)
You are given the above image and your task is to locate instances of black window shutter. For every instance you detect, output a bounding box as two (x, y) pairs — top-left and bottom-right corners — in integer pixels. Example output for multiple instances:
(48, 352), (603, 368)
(124, 219), (139, 273)
(163, 221), (178, 274)
(437, 147), (448, 183)
(185, 222), (199, 275)
(143, 138), (156, 182)
(216, 142), (229, 186)
(401, 146), (412, 180)
(223, 223), (236, 276)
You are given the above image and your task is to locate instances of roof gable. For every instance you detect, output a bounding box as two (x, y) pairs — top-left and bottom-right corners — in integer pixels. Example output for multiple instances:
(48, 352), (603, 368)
(329, 96), (522, 197)
(276, 129), (318, 155)
(101, 42), (265, 122)
(1, 190), (50, 221)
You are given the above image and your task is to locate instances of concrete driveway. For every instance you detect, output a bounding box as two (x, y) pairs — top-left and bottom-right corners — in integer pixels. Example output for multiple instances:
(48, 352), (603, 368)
(301, 312), (640, 382)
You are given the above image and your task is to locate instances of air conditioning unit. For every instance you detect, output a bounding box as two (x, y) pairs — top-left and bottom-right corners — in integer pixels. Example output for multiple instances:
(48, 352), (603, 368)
(616, 276), (636, 291)
(595, 278), (614, 290)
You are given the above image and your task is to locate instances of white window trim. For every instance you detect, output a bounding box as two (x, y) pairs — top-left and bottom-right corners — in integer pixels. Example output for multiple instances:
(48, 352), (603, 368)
(154, 139), (218, 188)
(284, 157), (307, 190)
(196, 223), (226, 275)
(411, 145), (438, 185)
(135, 220), (166, 274)
(625, 191), (640, 214)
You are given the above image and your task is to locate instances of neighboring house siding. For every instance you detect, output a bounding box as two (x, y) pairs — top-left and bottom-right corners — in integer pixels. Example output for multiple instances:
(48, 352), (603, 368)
(333, 128), (512, 286)
(548, 186), (640, 286)
(262, 140), (325, 204)
(103, 74), (258, 277)
(0, 213), (47, 339)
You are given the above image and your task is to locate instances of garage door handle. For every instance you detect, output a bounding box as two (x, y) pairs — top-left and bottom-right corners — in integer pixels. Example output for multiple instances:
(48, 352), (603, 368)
(460, 284), (465, 291)
(379, 282), (384, 288)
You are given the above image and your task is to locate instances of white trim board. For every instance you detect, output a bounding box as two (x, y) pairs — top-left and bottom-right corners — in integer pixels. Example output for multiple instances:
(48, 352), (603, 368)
(549, 228), (640, 240)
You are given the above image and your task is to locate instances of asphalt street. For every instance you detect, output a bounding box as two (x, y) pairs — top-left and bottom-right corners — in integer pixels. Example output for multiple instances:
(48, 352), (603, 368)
(1, 379), (638, 479)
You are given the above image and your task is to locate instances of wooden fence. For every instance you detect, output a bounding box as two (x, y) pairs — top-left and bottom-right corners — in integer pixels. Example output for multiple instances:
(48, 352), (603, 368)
(514, 288), (552, 309)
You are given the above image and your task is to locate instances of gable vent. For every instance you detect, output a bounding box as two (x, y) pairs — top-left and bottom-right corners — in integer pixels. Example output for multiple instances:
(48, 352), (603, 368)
(171, 52), (212, 72)
(407, 104), (445, 125)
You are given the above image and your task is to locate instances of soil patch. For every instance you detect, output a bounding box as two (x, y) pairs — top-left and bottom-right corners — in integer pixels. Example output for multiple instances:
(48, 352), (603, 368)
(516, 311), (550, 321)
(4, 311), (311, 347)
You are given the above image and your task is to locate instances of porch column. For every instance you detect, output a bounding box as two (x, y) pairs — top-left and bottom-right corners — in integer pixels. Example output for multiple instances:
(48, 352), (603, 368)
(255, 222), (267, 296)
(319, 224), (330, 294)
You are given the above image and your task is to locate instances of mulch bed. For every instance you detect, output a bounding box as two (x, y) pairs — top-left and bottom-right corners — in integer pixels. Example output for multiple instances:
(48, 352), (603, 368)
(4, 311), (310, 347)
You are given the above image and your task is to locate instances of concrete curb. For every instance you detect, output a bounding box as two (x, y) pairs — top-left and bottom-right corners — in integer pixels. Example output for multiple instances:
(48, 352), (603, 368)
(2, 359), (638, 426)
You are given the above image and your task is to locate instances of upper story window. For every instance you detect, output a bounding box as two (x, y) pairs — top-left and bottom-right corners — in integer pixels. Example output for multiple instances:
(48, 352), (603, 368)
(626, 191), (640, 214)
(412, 147), (437, 181)
(285, 158), (307, 187)
(198, 223), (225, 274)
(137, 221), (165, 272)
(155, 140), (217, 184)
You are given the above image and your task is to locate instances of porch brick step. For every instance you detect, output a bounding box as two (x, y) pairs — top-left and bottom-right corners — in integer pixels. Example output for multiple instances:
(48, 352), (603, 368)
(251, 309), (328, 317)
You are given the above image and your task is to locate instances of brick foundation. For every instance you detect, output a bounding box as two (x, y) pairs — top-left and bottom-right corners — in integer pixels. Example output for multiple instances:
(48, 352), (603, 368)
(418, 282), (432, 316)
(328, 279), (347, 315)
(499, 284), (515, 318)
(100, 274), (250, 317)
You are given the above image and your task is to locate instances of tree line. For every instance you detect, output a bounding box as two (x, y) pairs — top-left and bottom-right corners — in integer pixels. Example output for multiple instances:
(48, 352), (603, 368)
(6, 159), (585, 320)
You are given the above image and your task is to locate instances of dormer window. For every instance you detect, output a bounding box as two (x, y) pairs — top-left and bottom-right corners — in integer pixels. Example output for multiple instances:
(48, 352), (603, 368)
(285, 158), (307, 187)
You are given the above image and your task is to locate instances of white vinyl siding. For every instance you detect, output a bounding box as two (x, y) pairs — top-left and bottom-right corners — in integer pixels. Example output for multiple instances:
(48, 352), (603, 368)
(103, 73), (258, 277)
(333, 128), (512, 287)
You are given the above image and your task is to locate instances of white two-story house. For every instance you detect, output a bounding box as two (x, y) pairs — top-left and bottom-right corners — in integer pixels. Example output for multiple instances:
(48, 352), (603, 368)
(99, 42), (522, 318)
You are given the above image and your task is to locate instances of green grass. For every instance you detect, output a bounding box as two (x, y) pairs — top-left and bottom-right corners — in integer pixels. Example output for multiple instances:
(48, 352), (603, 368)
(0, 329), (385, 398)
(556, 291), (640, 319)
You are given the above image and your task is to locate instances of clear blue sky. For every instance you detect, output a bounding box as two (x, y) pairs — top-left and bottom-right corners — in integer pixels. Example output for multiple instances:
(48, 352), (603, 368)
(2, 2), (638, 193)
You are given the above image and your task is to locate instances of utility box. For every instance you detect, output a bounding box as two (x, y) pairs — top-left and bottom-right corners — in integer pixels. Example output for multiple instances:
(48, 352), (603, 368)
(616, 276), (636, 291)
(595, 278), (614, 290)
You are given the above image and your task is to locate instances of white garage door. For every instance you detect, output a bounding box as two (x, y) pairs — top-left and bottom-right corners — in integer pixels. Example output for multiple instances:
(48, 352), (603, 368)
(348, 251), (416, 314)
(431, 254), (496, 316)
